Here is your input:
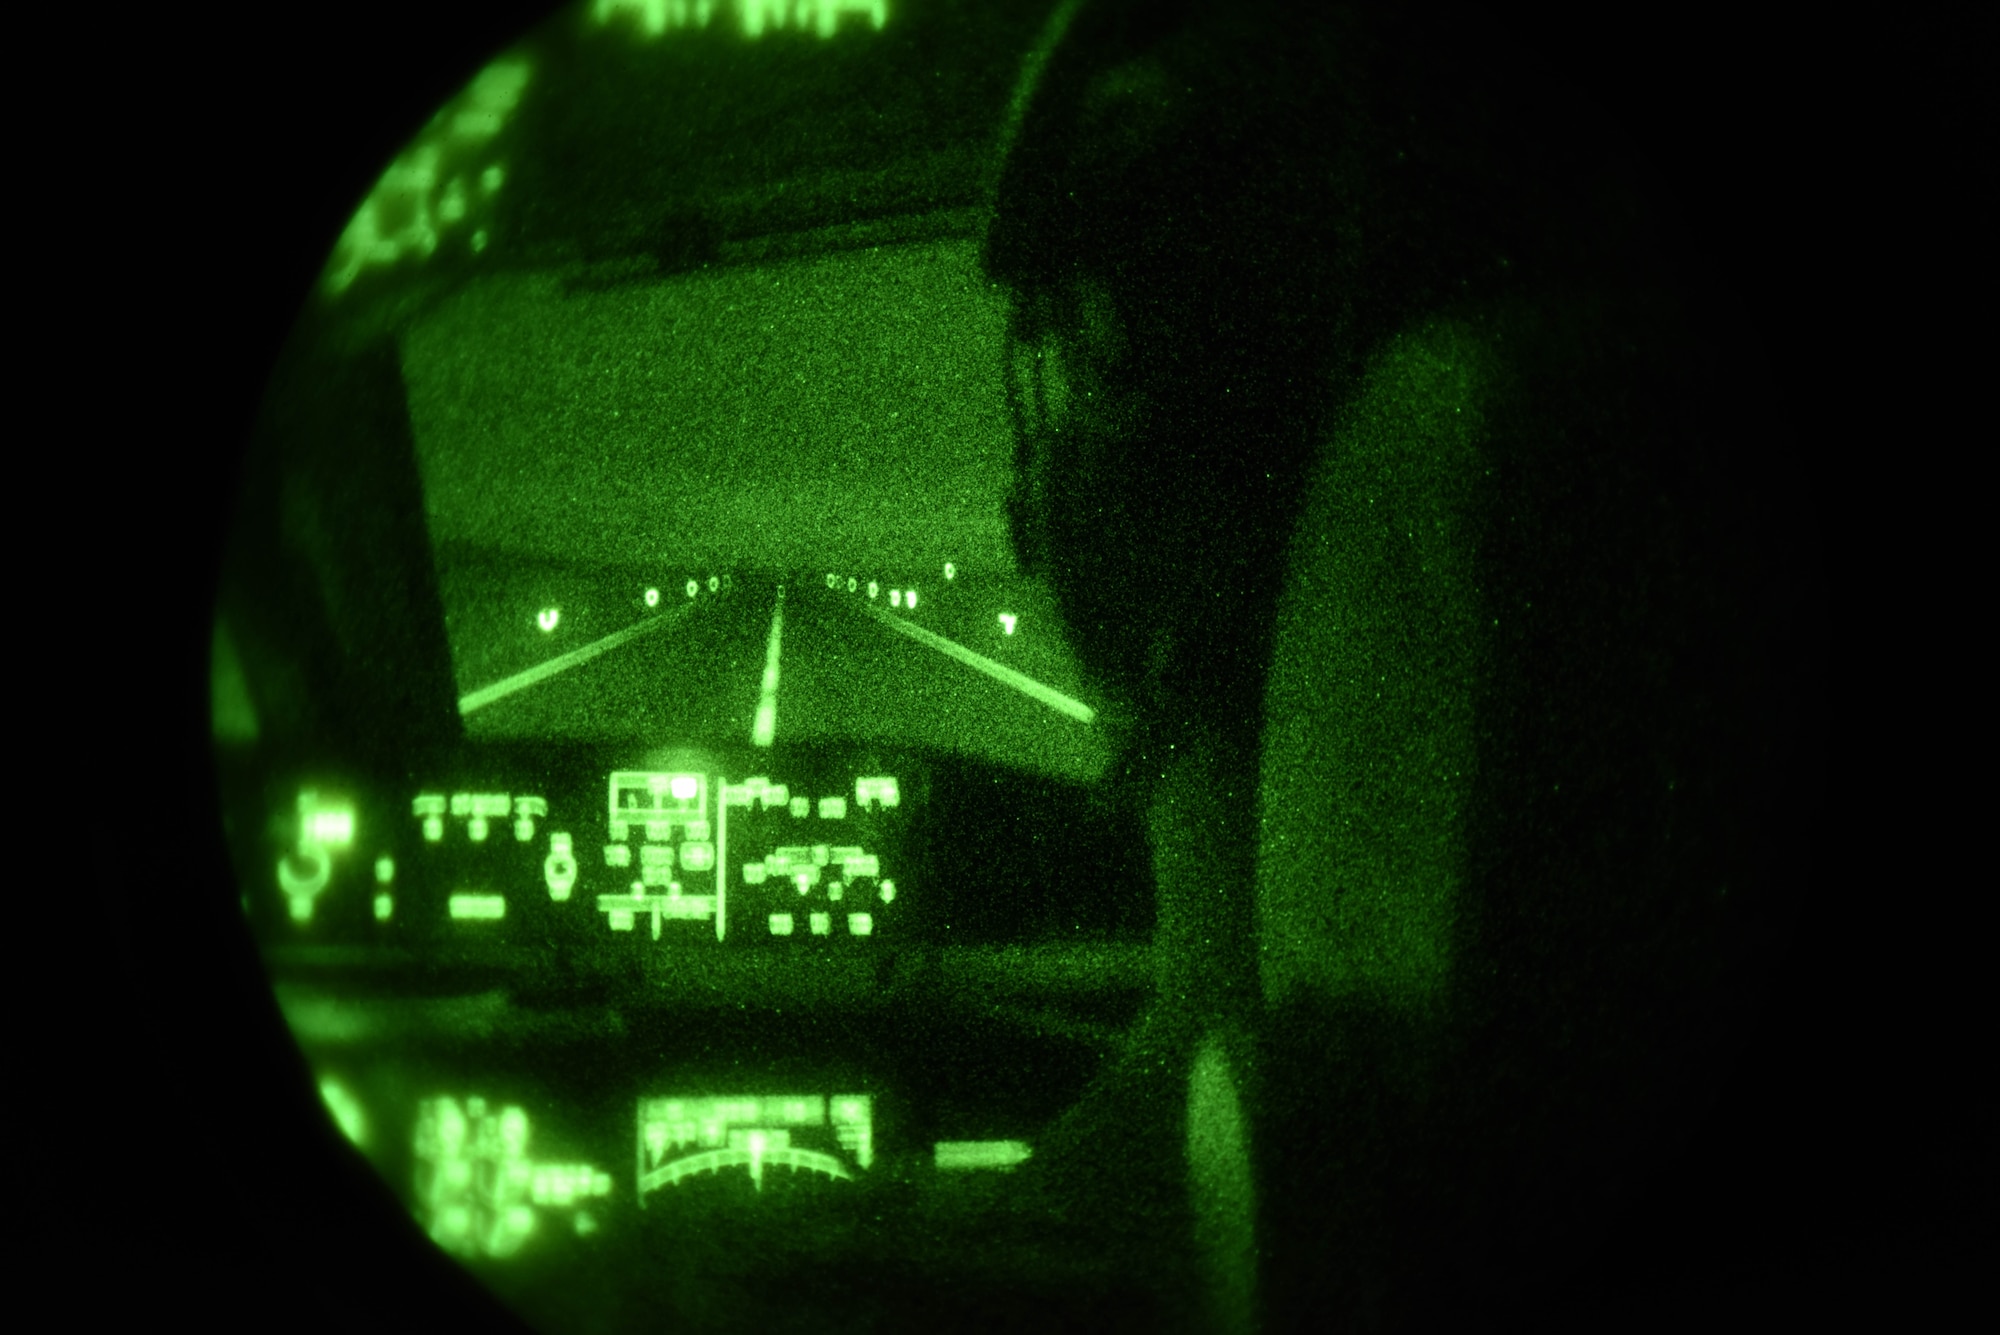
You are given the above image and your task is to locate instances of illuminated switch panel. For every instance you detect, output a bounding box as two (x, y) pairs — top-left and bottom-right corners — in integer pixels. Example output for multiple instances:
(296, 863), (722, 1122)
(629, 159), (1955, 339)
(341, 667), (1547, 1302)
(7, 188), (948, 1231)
(721, 774), (906, 945)
(414, 1096), (612, 1259)
(636, 1093), (873, 1198)
(413, 792), (548, 843)
(609, 771), (707, 841)
(600, 772), (719, 939)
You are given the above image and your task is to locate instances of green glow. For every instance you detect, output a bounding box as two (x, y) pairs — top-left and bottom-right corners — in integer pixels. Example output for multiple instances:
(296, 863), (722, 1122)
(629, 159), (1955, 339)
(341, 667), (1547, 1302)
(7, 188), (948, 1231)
(412, 794), (445, 842)
(817, 796), (847, 819)
(595, 0), (887, 41)
(545, 832), (578, 900)
(277, 790), (356, 924)
(209, 619), (259, 744)
(416, 1097), (611, 1259)
(864, 603), (1093, 723)
(1255, 320), (1487, 1007)
(727, 776), (791, 811)
(644, 587), (660, 607)
(598, 773), (719, 934)
(854, 776), (899, 810)
(449, 893), (507, 920)
(609, 771), (708, 837)
(319, 1078), (368, 1148)
(934, 1140), (1031, 1171)
(306, 808), (355, 848)
(591, 0), (720, 37)
(989, 0), (1085, 208)
(905, 587), (918, 609)
(599, 885), (715, 937)
(638, 1094), (872, 1197)
(537, 607), (559, 632)
(944, 562), (956, 580)
(753, 587), (785, 748)
(1186, 1035), (1256, 1335)
(998, 612), (1016, 635)
(324, 59), (530, 296)
(402, 239), (1020, 578)
(457, 596), (695, 715)
(741, 841), (886, 906)
(374, 855), (396, 919)
(449, 792), (512, 841)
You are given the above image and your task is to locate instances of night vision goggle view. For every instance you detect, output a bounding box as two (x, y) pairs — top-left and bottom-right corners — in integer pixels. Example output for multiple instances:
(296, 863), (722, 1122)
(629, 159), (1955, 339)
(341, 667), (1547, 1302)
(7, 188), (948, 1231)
(195, 1), (1823, 1331)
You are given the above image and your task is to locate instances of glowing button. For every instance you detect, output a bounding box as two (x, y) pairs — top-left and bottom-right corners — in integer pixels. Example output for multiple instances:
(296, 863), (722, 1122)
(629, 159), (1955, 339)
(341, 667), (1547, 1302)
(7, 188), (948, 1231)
(810, 912), (831, 935)
(769, 913), (795, 936)
(708, 575), (720, 593)
(999, 613), (1018, 635)
(307, 807), (355, 847)
(905, 588), (917, 609)
(545, 833), (578, 900)
(848, 913), (873, 936)
(889, 589), (902, 608)
(450, 894), (506, 920)
(944, 562), (955, 581)
(670, 774), (699, 801)
(645, 587), (660, 607)
(538, 608), (560, 632)
(686, 579), (698, 598)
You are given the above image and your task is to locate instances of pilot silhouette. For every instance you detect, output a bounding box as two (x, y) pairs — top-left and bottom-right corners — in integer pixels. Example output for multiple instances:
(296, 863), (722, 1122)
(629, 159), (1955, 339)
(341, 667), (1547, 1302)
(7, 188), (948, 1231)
(981, 1), (1818, 1330)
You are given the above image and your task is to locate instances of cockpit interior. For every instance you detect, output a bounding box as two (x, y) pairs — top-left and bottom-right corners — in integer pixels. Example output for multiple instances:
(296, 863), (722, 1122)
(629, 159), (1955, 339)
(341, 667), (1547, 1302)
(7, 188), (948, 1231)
(192, 2), (1823, 1331)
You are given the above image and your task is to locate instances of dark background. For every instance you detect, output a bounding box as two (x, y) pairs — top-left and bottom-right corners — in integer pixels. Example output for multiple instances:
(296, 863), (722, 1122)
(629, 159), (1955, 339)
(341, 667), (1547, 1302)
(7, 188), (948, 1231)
(95, 0), (1970, 1328)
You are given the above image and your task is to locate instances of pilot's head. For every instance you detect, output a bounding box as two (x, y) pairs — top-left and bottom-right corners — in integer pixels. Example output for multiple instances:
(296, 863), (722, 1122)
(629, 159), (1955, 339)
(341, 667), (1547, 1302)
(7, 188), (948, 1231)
(983, 0), (1817, 1326)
